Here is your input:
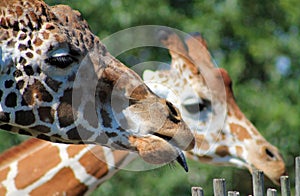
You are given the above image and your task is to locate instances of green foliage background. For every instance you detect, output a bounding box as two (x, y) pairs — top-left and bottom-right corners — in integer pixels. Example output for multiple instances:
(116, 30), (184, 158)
(1, 0), (299, 195)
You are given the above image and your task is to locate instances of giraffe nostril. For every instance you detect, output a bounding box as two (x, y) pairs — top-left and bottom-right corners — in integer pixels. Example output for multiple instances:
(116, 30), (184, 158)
(166, 101), (180, 123)
(265, 148), (276, 160)
(166, 101), (178, 116)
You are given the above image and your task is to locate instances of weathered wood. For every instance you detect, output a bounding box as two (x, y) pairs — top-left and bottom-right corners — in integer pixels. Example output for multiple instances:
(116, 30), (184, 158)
(280, 176), (290, 196)
(228, 191), (240, 196)
(213, 179), (226, 196)
(191, 187), (204, 196)
(296, 157), (300, 196)
(266, 188), (277, 196)
(252, 170), (264, 196)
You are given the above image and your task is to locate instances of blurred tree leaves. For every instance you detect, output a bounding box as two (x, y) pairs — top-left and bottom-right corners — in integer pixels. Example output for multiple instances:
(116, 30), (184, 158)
(0, 0), (299, 195)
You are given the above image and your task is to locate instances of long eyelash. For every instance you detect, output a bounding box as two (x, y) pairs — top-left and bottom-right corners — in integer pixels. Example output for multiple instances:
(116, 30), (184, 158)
(45, 55), (76, 68)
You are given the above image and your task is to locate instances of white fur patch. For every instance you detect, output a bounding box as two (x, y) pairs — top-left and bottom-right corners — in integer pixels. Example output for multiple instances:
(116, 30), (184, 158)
(142, 70), (155, 81)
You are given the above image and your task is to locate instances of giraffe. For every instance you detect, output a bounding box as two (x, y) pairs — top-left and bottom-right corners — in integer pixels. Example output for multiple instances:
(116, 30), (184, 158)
(144, 29), (286, 184)
(0, 30), (286, 195)
(0, 0), (196, 168)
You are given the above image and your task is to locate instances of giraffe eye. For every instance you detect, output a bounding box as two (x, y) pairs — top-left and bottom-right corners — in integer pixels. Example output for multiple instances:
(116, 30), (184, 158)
(183, 103), (204, 114)
(183, 99), (211, 114)
(45, 55), (76, 69)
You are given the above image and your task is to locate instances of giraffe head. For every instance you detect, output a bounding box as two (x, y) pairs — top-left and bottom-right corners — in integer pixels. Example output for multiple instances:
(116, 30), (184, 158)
(0, 0), (195, 169)
(143, 29), (286, 184)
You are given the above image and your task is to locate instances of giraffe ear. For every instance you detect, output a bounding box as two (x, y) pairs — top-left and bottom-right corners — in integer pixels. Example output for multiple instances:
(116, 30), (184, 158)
(142, 69), (156, 81)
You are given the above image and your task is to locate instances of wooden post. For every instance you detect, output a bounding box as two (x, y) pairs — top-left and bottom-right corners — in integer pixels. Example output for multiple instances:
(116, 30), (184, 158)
(280, 176), (290, 196)
(266, 188), (277, 196)
(252, 170), (264, 196)
(191, 187), (204, 196)
(296, 157), (300, 196)
(213, 179), (226, 196)
(228, 191), (240, 196)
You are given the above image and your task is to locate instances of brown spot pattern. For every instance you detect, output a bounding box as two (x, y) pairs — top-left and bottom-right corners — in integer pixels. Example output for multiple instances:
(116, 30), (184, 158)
(195, 134), (210, 151)
(0, 167), (9, 195)
(16, 80), (24, 90)
(0, 185), (7, 196)
(33, 37), (43, 46)
(59, 89), (72, 105)
(38, 107), (54, 123)
(18, 44), (27, 51)
(79, 146), (109, 179)
(19, 33), (27, 40)
(25, 52), (33, 58)
(216, 145), (230, 157)
(57, 102), (75, 128)
(15, 144), (61, 189)
(15, 6), (23, 17)
(45, 24), (55, 30)
(67, 145), (87, 158)
(22, 79), (53, 105)
(45, 77), (61, 92)
(41, 31), (49, 39)
(230, 123), (252, 141)
(15, 110), (35, 126)
(236, 146), (243, 157)
(29, 167), (88, 196)
(5, 92), (17, 107)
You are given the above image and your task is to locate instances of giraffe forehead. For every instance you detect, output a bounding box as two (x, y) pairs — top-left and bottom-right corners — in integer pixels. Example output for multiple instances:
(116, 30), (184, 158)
(0, 0), (96, 64)
(144, 69), (199, 102)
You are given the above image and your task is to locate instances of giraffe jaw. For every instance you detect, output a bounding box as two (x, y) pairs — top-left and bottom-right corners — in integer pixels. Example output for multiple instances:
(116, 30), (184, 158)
(128, 135), (190, 172)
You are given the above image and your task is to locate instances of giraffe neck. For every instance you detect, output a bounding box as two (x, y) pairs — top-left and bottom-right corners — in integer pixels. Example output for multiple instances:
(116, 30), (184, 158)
(145, 30), (286, 184)
(0, 138), (135, 195)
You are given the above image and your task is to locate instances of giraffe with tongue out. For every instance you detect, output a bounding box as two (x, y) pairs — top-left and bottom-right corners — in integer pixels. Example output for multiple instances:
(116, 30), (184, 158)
(0, 0), (195, 170)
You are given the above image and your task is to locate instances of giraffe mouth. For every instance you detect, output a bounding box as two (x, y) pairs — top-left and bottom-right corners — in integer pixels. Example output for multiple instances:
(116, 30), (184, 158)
(129, 133), (190, 171)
